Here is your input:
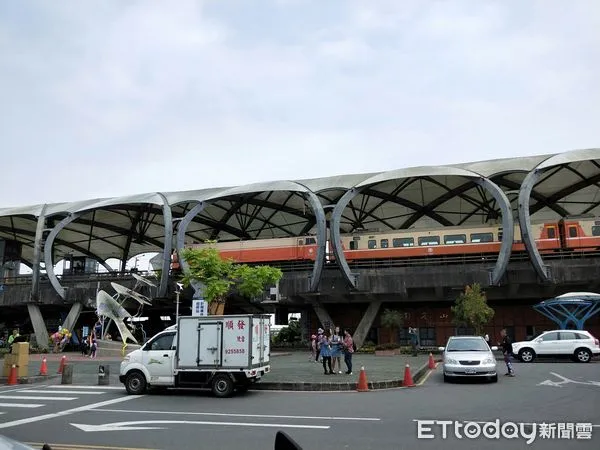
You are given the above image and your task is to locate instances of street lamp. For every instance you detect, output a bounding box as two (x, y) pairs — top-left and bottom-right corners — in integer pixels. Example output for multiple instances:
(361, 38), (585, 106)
(175, 282), (184, 324)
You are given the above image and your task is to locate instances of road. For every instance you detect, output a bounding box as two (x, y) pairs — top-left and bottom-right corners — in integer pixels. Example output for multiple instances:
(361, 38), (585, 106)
(0, 362), (598, 450)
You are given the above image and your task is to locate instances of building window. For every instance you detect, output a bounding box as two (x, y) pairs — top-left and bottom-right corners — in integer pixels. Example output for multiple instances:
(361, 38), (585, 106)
(455, 327), (474, 336)
(419, 327), (436, 346)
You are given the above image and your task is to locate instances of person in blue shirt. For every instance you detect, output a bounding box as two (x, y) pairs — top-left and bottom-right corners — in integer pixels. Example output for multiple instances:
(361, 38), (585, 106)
(320, 330), (333, 375)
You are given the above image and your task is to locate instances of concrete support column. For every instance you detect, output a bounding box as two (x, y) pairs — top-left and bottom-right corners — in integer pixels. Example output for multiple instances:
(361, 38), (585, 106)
(352, 300), (382, 349)
(311, 301), (334, 331)
(61, 302), (83, 332)
(27, 304), (50, 352)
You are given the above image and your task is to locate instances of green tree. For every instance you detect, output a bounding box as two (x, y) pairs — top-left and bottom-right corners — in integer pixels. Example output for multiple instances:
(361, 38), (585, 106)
(451, 283), (495, 335)
(380, 309), (404, 344)
(180, 243), (283, 315)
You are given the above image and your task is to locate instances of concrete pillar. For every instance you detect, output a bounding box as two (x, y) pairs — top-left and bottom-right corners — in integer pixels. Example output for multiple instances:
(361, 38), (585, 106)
(311, 301), (334, 331)
(61, 302), (83, 333)
(27, 304), (50, 352)
(352, 300), (382, 349)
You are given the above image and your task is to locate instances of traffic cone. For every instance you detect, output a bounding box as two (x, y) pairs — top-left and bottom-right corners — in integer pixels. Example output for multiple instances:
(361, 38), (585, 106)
(356, 366), (369, 392)
(403, 364), (415, 387)
(8, 364), (18, 385)
(39, 357), (48, 376)
(57, 355), (66, 374)
(428, 352), (436, 370)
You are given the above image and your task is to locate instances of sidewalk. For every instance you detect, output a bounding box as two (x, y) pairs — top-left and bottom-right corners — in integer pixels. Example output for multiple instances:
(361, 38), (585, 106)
(1, 351), (431, 390)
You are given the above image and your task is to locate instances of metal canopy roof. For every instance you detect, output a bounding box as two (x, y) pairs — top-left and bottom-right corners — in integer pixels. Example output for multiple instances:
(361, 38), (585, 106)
(1, 148), (599, 268)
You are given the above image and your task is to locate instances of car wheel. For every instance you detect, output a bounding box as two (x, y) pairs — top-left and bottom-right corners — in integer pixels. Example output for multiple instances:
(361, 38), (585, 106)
(518, 348), (535, 363)
(211, 374), (234, 398)
(125, 371), (147, 395)
(575, 348), (592, 363)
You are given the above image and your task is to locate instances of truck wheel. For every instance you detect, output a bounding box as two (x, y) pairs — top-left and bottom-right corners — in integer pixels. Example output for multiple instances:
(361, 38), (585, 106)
(211, 374), (234, 398)
(125, 371), (147, 395)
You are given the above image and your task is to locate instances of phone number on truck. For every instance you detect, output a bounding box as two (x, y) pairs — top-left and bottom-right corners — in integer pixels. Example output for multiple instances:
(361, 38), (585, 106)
(225, 348), (246, 354)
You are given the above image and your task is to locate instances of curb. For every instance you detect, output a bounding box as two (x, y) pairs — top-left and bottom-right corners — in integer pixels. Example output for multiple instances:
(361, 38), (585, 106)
(251, 361), (431, 392)
(1, 374), (61, 385)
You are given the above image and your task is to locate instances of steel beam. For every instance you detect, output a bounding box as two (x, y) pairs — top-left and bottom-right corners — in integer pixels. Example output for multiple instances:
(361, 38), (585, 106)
(43, 212), (113, 300)
(175, 201), (207, 274)
(305, 191), (327, 292)
(158, 194), (173, 298)
(30, 205), (47, 302)
(518, 169), (550, 281)
(475, 177), (514, 285)
(330, 187), (365, 289)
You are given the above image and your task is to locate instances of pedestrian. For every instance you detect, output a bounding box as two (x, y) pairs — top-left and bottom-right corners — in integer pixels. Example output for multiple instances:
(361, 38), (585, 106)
(330, 326), (343, 374)
(315, 328), (323, 362)
(343, 329), (355, 375)
(409, 327), (419, 356)
(310, 334), (317, 362)
(498, 329), (515, 377)
(320, 330), (333, 375)
(484, 334), (491, 348)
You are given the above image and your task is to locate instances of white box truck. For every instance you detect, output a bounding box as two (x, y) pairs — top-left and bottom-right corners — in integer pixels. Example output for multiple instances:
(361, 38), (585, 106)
(119, 314), (271, 397)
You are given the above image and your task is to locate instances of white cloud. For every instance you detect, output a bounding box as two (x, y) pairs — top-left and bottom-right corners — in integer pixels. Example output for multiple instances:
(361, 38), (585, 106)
(0, 0), (598, 207)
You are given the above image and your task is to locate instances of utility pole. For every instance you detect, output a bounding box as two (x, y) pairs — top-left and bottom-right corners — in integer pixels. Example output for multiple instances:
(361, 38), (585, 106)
(175, 282), (183, 324)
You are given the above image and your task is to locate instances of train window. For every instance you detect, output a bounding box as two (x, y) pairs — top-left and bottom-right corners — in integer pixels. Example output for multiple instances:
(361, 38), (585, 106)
(470, 232), (493, 243)
(498, 230), (503, 241)
(368, 239), (377, 249)
(547, 227), (556, 239)
(418, 236), (440, 246)
(568, 227), (578, 238)
(349, 240), (357, 250)
(393, 238), (414, 247)
(593, 226), (600, 236)
(297, 239), (304, 245)
(380, 239), (389, 248)
(305, 237), (316, 245)
(443, 234), (466, 245)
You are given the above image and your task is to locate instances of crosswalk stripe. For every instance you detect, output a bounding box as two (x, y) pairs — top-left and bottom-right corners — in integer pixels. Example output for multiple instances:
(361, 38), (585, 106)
(20, 389), (104, 395)
(0, 403), (44, 408)
(46, 385), (123, 390)
(0, 395), (77, 401)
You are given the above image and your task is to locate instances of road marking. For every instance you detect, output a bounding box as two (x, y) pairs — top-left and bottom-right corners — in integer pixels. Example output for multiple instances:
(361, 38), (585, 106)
(0, 394), (144, 430)
(416, 365), (438, 386)
(94, 408), (381, 421)
(47, 385), (124, 391)
(0, 402), (44, 408)
(22, 389), (105, 395)
(537, 372), (600, 388)
(71, 420), (330, 432)
(26, 443), (158, 450)
(0, 395), (77, 401)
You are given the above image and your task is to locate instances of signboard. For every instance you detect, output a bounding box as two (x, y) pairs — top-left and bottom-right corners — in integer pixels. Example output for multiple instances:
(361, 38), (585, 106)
(191, 300), (208, 317)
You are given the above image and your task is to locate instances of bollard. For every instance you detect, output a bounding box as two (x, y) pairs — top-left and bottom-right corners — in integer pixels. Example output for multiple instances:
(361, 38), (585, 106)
(61, 364), (73, 385)
(98, 364), (110, 386)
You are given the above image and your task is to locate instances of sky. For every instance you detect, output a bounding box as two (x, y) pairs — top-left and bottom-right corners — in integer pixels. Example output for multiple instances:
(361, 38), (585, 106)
(1, 0), (599, 209)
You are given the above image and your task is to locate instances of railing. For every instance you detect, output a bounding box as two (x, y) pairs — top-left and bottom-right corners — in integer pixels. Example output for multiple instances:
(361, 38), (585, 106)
(1, 270), (156, 286)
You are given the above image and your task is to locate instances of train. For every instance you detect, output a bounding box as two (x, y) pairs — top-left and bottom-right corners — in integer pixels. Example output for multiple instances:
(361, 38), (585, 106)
(173, 217), (600, 267)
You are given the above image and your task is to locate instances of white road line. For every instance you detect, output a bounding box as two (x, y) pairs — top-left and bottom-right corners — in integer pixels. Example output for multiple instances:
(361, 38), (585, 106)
(94, 408), (381, 422)
(0, 395), (77, 401)
(46, 385), (123, 390)
(71, 420), (330, 432)
(0, 403), (45, 408)
(20, 389), (104, 395)
(0, 394), (145, 430)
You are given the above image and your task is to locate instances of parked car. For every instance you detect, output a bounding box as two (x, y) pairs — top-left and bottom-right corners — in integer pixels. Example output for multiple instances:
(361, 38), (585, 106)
(439, 336), (498, 383)
(512, 330), (600, 363)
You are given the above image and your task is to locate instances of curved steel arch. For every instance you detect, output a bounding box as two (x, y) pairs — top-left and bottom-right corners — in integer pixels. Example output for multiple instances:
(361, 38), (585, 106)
(31, 204), (47, 302)
(43, 212), (114, 300)
(157, 193), (173, 298)
(175, 187), (327, 293)
(331, 176), (514, 289)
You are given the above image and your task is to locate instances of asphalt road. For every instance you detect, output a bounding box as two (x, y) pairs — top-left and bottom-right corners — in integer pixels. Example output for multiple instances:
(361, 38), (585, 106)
(0, 362), (598, 450)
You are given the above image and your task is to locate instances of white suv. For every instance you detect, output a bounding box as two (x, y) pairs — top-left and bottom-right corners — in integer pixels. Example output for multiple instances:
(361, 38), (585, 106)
(512, 330), (600, 363)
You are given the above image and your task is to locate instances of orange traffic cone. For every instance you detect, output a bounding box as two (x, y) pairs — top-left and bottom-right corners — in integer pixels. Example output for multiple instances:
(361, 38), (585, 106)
(8, 364), (18, 385)
(356, 366), (369, 392)
(428, 352), (436, 370)
(39, 357), (48, 376)
(403, 364), (415, 387)
(57, 355), (66, 374)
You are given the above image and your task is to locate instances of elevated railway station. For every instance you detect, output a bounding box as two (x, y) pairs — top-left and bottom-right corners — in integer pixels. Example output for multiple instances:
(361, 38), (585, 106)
(1, 148), (600, 349)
